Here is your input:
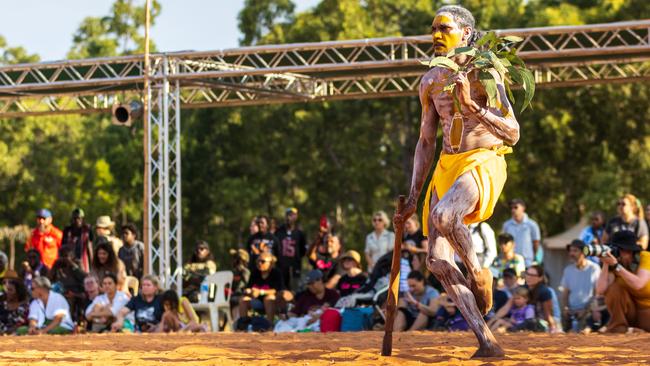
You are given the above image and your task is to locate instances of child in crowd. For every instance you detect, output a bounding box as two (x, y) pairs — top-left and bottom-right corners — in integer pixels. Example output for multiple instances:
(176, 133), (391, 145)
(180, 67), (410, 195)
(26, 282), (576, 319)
(159, 290), (206, 333)
(431, 294), (468, 331)
(488, 286), (535, 332)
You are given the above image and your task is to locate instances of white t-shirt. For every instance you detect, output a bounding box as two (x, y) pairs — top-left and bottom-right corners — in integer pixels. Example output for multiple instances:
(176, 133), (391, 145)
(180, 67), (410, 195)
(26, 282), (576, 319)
(29, 291), (74, 330)
(85, 291), (131, 318)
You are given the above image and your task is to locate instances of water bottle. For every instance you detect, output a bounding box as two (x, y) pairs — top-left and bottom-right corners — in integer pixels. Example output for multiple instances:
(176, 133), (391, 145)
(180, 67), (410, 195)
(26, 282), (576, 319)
(199, 283), (209, 303)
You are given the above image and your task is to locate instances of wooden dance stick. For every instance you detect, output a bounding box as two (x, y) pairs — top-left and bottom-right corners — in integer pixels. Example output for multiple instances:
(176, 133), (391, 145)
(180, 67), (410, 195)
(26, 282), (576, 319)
(381, 195), (406, 356)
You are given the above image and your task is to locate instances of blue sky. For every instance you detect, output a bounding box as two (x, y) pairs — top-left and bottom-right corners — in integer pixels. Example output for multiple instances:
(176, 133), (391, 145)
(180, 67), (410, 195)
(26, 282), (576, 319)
(0, 0), (320, 62)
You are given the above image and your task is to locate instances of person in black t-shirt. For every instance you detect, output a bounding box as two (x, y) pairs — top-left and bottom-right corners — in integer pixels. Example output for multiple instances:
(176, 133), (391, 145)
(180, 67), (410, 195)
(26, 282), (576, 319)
(111, 275), (162, 333)
(239, 252), (285, 323)
(308, 233), (342, 279)
(329, 250), (367, 296)
(403, 214), (427, 253)
(275, 208), (307, 290)
(290, 270), (340, 317)
(602, 194), (649, 250)
(246, 216), (280, 269)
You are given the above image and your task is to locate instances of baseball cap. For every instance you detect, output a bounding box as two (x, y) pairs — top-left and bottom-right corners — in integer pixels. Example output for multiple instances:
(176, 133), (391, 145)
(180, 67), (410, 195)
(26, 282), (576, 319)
(306, 269), (323, 284)
(36, 209), (52, 219)
(72, 208), (85, 218)
(285, 207), (298, 215)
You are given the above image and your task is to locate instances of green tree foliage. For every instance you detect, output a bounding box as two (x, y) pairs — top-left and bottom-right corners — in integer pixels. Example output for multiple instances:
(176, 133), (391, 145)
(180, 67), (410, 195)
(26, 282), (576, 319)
(1, 1), (649, 267)
(0, 36), (39, 65)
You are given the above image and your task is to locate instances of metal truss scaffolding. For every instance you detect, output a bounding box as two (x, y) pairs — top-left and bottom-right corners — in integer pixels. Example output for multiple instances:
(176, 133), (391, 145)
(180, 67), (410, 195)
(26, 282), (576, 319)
(0, 20), (648, 288)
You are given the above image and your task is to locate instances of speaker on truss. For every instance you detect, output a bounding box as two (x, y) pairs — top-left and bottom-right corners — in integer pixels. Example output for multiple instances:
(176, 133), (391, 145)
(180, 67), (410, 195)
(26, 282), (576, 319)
(111, 101), (143, 126)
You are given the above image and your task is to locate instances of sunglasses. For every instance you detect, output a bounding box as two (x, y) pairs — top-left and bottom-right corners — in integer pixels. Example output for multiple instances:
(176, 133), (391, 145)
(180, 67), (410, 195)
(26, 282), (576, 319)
(372, 218), (383, 222)
(617, 201), (627, 206)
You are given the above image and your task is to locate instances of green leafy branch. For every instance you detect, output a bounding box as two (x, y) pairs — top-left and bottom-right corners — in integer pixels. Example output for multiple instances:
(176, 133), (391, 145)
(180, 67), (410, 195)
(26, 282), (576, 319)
(421, 32), (535, 114)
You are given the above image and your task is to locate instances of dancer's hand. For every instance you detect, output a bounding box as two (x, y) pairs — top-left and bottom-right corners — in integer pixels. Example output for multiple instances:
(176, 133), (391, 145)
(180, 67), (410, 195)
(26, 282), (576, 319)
(393, 195), (417, 230)
(452, 72), (479, 114)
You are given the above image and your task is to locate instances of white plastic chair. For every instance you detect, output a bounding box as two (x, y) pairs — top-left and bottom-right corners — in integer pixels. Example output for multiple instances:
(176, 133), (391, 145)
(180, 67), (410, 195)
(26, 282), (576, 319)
(191, 271), (233, 332)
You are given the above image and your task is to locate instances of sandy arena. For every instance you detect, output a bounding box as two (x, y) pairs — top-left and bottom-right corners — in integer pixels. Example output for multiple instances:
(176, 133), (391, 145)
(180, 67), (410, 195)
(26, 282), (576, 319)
(0, 331), (648, 365)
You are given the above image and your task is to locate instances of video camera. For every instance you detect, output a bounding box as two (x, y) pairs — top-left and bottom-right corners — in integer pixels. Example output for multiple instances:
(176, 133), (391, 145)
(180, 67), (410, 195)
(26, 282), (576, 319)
(582, 244), (619, 258)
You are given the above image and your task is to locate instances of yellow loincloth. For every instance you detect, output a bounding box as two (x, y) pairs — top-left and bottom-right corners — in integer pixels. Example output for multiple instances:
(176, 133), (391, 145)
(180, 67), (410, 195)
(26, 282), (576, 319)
(422, 145), (512, 236)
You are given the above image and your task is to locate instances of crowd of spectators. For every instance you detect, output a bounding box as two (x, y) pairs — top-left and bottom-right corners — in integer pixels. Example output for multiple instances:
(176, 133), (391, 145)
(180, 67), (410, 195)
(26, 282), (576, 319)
(1, 192), (650, 336)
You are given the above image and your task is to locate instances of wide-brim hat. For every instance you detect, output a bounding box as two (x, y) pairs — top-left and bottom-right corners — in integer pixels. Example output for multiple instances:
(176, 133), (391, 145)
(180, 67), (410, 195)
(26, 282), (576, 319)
(95, 215), (115, 228)
(1, 269), (19, 280)
(610, 230), (642, 252)
(339, 250), (361, 266)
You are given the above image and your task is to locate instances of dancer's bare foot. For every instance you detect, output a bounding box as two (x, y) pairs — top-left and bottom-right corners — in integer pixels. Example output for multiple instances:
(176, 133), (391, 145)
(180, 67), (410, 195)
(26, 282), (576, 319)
(471, 268), (493, 315)
(471, 342), (505, 359)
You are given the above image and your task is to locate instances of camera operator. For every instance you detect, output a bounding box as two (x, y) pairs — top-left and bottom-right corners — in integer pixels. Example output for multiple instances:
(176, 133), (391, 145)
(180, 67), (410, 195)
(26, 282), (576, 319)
(596, 230), (650, 332)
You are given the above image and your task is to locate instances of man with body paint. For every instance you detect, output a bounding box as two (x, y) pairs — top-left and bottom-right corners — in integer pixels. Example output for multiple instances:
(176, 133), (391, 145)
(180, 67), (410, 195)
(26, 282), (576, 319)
(394, 5), (519, 358)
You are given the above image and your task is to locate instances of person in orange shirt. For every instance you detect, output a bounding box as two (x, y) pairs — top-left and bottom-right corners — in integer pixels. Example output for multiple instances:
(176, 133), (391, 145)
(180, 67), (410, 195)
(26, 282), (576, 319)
(26, 209), (63, 269)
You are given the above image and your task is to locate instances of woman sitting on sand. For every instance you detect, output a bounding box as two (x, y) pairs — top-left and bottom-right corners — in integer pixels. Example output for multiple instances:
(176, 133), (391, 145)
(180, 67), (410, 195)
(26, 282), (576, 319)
(0, 274), (29, 335)
(111, 275), (163, 333)
(85, 273), (130, 332)
(158, 290), (206, 333)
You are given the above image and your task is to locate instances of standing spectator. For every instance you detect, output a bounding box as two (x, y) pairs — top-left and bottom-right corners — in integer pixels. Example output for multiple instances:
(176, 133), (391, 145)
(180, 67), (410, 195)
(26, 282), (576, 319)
(602, 194), (649, 250)
(0, 251), (6, 292)
(26, 209), (63, 269)
(229, 249), (251, 320)
(118, 223), (144, 280)
(182, 240), (217, 303)
(308, 233), (342, 279)
(94, 216), (123, 255)
(330, 250), (367, 296)
(0, 275), (29, 334)
(61, 208), (94, 272)
(560, 240), (601, 332)
(49, 247), (87, 322)
(394, 271), (440, 332)
(85, 273), (130, 332)
(580, 211), (606, 246)
(239, 252), (284, 324)
(275, 208), (307, 289)
(112, 275), (163, 333)
(290, 270), (340, 317)
(158, 290), (206, 332)
(502, 199), (541, 266)
(364, 211), (395, 272)
(20, 249), (49, 293)
(246, 215), (279, 269)
(469, 222), (498, 269)
(596, 230), (650, 332)
(490, 233), (526, 279)
(403, 215), (427, 253)
(91, 242), (128, 293)
(17, 276), (74, 335)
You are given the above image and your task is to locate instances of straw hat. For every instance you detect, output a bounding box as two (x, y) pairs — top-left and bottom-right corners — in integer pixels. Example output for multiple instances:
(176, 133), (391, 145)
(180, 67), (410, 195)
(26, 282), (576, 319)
(339, 250), (362, 267)
(96, 215), (115, 229)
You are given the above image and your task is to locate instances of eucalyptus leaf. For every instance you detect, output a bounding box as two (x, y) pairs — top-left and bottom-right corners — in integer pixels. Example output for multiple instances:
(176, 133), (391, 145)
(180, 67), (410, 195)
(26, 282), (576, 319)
(426, 56), (459, 71)
(479, 70), (498, 108)
(520, 69), (536, 112)
(503, 35), (523, 43)
(447, 46), (476, 58)
(476, 32), (497, 48)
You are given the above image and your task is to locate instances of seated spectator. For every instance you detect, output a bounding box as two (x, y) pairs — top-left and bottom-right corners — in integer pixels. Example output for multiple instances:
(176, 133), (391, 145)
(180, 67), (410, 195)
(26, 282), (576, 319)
(229, 248), (251, 320)
(394, 271), (440, 332)
(182, 240), (217, 303)
(79, 274), (101, 329)
(501, 268), (521, 296)
(158, 290), (206, 333)
(291, 270), (340, 317)
(20, 249), (49, 293)
(329, 250), (367, 296)
(48, 247), (87, 322)
(17, 276), (74, 335)
(560, 239), (600, 332)
(495, 264), (558, 332)
(61, 208), (94, 272)
(602, 194), (648, 250)
(85, 273), (130, 332)
(431, 294), (469, 331)
(596, 230), (650, 332)
(364, 211), (394, 272)
(488, 286), (535, 332)
(0, 273), (29, 334)
(111, 275), (162, 333)
(490, 233), (526, 279)
(239, 252), (285, 324)
(94, 216), (123, 255)
(119, 223), (145, 280)
(91, 242), (127, 293)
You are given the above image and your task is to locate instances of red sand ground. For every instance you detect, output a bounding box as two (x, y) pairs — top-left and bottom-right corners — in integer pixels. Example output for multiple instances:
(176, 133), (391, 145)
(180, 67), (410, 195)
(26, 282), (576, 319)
(0, 331), (648, 365)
